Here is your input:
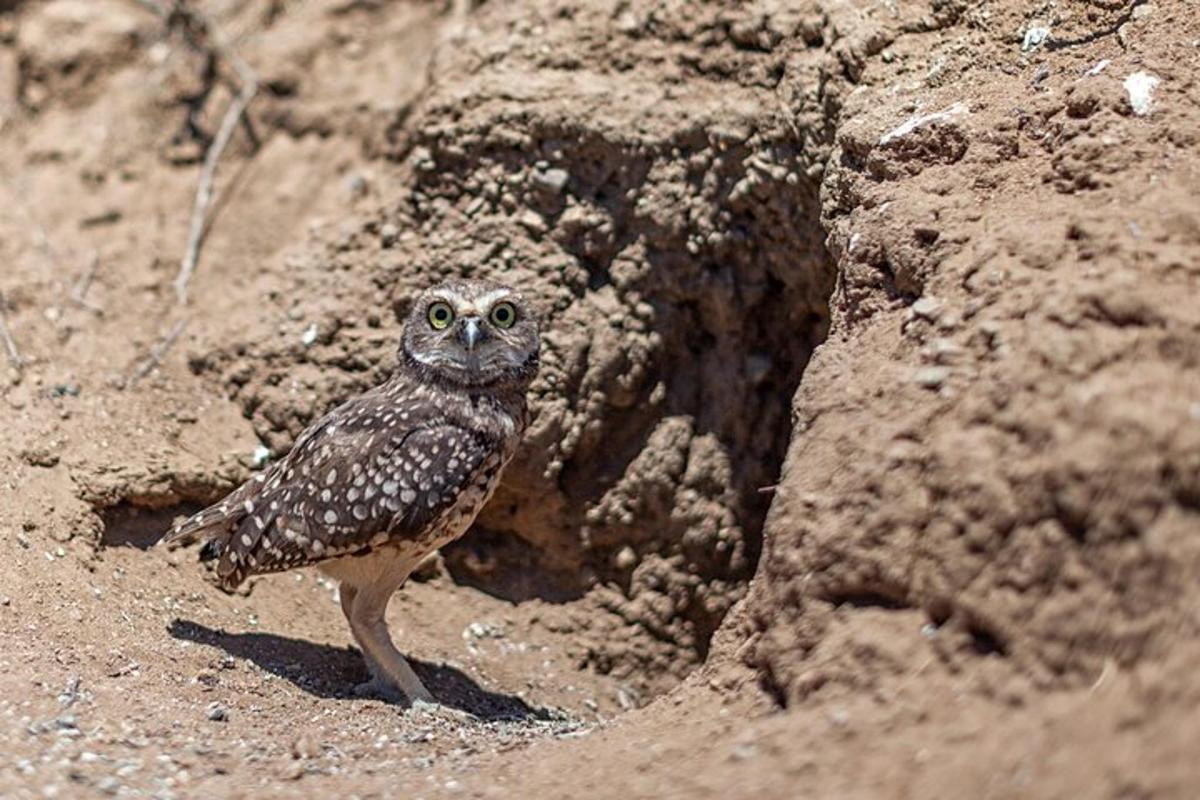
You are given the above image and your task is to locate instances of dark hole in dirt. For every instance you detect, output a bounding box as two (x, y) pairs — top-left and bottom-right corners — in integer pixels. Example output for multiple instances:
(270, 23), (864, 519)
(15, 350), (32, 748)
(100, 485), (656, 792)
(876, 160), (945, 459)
(966, 622), (1009, 657)
(825, 590), (911, 611)
(100, 502), (204, 550)
(423, 130), (840, 696)
(449, 224), (835, 681)
(443, 528), (585, 604)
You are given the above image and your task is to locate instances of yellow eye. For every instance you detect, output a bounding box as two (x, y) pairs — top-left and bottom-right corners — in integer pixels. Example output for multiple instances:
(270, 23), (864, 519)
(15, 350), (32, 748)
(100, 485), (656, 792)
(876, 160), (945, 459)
(490, 302), (517, 329)
(428, 301), (454, 330)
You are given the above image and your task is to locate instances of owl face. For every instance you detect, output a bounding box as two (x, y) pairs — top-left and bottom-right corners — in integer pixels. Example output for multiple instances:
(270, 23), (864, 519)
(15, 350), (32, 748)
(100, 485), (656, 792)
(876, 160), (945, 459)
(401, 280), (540, 390)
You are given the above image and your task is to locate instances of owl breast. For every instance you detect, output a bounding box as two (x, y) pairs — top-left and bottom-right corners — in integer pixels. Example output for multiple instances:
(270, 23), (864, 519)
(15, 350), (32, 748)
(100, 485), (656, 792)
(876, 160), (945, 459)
(416, 450), (507, 549)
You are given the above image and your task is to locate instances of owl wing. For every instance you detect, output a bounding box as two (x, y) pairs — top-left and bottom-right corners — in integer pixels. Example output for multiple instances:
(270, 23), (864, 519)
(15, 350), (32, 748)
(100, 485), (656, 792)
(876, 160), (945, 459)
(162, 388), (496, 589)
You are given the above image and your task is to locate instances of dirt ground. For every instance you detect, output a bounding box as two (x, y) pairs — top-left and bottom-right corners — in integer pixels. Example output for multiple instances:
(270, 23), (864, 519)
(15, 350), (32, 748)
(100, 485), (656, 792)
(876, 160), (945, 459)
(1, 0), (1198, 798)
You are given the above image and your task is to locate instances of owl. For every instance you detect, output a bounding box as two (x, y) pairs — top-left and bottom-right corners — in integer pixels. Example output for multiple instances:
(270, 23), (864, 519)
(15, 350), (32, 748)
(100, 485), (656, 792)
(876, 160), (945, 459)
(162, 279), (540, 705)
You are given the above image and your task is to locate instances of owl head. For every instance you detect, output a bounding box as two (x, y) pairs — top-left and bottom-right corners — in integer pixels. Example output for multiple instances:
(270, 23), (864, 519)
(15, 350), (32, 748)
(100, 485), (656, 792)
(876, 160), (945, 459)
(400, 279), (540, 391)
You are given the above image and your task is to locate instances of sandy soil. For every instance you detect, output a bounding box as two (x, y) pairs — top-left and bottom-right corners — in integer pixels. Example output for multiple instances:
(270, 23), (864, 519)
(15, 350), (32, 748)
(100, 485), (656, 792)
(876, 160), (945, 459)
(1, 0), (1198, 798)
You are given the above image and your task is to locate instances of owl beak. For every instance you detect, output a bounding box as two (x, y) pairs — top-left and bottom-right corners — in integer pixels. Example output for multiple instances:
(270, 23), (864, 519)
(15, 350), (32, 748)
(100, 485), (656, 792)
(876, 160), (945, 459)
(460, 317), (483, 352)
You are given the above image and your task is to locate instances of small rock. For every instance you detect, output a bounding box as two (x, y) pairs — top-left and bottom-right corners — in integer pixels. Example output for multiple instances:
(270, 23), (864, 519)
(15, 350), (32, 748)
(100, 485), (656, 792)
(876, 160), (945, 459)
(380, 223), (400, 247)
(344, 173), (368, 200)
(279, 760), (305, 781)
(911, 296), (943, 322)
(531, 168), (570, 195)
(206, 703), (228, 722)
(1123, 71), (1160, 116)
(914, 366), (951, 389)
(300, 323), (319, 347)
(516, 209), (547, 235)
(1021, 25), (1050, 52)
(614, 546), (637, 570)
(411, 146), (434, 171)
(252, 445), (271, 468)
(928, 338), (965, 365)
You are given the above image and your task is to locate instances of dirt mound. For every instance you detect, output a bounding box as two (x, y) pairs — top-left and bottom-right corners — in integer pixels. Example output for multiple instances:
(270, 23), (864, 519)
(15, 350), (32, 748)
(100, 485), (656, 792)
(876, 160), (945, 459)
(1, 0), (1198, 798)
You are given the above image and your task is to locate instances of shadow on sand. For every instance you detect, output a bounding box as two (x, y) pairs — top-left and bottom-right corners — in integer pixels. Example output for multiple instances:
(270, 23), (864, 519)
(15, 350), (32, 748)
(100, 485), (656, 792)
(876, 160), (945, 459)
(169, 618), (553, 723)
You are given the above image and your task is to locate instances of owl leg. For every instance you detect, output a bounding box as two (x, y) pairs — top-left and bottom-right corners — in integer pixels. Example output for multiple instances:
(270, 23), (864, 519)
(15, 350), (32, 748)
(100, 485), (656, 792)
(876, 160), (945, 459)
(346, 580), (434, 705)
(338, 584), (381, 679)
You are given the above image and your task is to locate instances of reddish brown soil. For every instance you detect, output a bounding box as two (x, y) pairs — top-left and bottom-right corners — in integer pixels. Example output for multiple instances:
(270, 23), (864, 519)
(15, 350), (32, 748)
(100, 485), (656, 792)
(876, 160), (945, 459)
(1, 1), (1198, 798)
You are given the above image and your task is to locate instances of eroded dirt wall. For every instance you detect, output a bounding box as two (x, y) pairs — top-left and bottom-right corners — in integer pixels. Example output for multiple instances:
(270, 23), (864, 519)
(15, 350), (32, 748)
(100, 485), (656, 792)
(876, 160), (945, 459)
(741, 0), (1200, 711)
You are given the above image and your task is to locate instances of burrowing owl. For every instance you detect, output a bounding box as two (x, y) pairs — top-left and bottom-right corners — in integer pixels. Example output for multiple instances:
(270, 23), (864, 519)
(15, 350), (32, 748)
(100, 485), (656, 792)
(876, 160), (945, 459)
(162, 279), (540, 704)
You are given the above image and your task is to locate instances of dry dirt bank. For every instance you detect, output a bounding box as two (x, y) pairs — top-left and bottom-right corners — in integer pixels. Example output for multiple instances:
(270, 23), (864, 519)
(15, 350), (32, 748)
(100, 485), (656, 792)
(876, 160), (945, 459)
(0, 0), (1197, 798)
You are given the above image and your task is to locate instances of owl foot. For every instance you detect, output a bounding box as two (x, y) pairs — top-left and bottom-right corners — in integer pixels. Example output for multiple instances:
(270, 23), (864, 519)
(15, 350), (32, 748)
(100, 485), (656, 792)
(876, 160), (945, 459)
(408, 698), (476, 723)
(353, 677), (429, 706)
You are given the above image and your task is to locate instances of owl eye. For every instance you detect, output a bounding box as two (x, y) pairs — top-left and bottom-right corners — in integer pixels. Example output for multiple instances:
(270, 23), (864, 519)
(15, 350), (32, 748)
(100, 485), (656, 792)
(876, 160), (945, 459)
(490, 302), (517, 329)
(428, 301), (455, 330)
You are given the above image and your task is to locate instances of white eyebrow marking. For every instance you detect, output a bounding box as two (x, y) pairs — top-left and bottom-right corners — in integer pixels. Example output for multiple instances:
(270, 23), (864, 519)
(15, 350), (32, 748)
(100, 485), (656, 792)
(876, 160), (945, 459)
(474, 289), (512, 309)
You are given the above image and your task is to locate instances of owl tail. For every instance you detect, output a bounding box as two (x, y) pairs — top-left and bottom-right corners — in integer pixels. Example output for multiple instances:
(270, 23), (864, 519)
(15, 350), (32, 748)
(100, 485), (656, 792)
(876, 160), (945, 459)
(160, 502), (239, 549)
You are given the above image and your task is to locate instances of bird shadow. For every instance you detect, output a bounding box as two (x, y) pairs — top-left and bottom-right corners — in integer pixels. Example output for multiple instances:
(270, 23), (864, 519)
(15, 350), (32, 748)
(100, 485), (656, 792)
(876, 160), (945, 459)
(168, 619), (553, 723)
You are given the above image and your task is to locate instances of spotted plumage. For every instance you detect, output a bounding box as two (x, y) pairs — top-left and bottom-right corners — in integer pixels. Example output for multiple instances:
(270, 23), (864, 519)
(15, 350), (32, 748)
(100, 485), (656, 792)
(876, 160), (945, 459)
(161, 279), (540, 704)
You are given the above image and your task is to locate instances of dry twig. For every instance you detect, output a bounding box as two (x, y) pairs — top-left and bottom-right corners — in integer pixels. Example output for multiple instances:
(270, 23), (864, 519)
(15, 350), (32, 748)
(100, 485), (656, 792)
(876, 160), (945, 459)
(129, 318), (188, 385)
(133, 0), (259, 306)
(0, 291), (24, 375)
(175, 74), (257, 305)
(70, 252), (104, 315)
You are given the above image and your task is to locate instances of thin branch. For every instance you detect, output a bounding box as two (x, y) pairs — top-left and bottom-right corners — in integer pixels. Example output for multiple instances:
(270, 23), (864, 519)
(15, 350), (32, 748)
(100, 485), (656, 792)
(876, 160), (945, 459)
(132, 0), (259, 306)
(129, 318), (188, 385)
(172, 3), (259, 305)
(0, 291), (25, 375)
(175, 76), (256, 305)
(1045, 0), (1147, 51)
(70, 252), (104, 315)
